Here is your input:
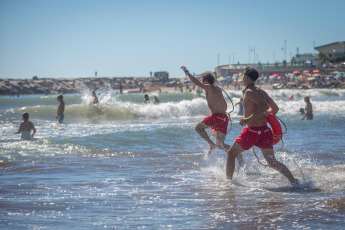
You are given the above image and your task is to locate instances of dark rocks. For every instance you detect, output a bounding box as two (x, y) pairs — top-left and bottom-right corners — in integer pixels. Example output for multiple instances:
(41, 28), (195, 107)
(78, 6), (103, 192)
(0, 77), (163, 95)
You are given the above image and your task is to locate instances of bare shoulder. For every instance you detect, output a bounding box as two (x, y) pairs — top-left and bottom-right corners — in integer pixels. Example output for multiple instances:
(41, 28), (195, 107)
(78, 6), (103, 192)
(244, 88), (256, 99)
(203, 84), (216, 92)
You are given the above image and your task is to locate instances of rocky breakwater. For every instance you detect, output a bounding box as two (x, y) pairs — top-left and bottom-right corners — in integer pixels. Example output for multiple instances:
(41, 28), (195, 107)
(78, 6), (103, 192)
(0, 77), (158, 95)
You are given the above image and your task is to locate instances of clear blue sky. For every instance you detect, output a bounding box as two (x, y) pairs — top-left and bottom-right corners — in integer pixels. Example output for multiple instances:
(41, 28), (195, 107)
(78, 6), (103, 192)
(1, 0), (344, 79)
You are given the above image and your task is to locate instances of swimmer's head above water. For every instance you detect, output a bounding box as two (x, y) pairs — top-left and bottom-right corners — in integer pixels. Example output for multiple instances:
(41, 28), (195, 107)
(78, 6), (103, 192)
(22, 112), (29, 121)
(304, 96), (310, 102)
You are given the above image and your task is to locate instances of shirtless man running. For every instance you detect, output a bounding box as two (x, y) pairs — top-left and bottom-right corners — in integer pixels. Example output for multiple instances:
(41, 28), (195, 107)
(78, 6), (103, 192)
(226, 66), (299, 186)
(181, 66), (243, 165)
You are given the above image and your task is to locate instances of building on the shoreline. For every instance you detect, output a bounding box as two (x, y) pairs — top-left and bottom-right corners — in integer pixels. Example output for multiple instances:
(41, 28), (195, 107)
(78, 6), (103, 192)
(315, 41), (345, 58)
(153, 71), (169, 82)
(294, 53), (319, 64)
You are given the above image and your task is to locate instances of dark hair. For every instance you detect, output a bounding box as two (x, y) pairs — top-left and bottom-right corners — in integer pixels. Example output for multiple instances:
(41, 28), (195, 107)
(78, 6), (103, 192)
(244, 66), (259, 81)
(57, 95), (63, 100)
(202, 71), (215, 84)
(22, 112), (29, 121)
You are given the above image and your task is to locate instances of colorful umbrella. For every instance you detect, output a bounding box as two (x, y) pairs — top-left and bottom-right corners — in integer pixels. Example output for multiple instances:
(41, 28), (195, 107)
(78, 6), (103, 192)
(293, 71), (301, 74)
(297, 76), (305, 82)
(313, 70), (320, 73)
(336, 72), (344, 78)
(307, 77), (316, 81)
(183, 80), (190, 84)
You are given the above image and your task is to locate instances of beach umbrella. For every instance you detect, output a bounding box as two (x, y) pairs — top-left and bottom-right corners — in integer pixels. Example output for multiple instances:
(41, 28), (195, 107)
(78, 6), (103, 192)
(218, 76), (225, 80)
(313, 70), (320, 73)
(312, 73), (320, 77)
(303, 70), (310, 73)
(307, 77), (316, 81)
(271, 74), (280, 77)
(297, 76), (305, 82)
(293, 71), (301, 74)
(328, 75), (334, 78)
(336, 72), (344, 78)
(183, 80), (190, 84)
(218, 77), (227, 82)
(232, 76), (239, 80)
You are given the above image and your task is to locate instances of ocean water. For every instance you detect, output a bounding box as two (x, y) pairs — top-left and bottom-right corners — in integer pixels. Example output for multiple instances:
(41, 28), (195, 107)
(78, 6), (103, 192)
(1, 87), (345, 229)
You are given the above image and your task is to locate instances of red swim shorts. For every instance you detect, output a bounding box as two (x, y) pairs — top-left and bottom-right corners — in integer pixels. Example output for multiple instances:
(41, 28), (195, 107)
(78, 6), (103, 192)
(235, 125), (273, 150)
(202, 113), (229, 134)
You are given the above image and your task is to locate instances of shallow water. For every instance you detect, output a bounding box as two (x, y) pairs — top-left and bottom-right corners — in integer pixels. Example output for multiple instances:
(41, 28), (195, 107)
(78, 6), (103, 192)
(1, 88), (345, 229)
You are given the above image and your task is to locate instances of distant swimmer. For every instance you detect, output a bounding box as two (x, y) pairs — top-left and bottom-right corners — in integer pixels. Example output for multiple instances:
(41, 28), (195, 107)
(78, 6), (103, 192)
(143, 94), (150, 104)
(288, 95), (294, 100)
(302, 96), (313, 120)
(226, 66), (300, 187)
(56, 95), (65, 124)
(10, 85), (15, 98)
(180, 66), (244, 165)
(235, 98), (244, 116)
(299, 108), (305, 115)
(92, 90), (99, 104)
(154, 96), (160, 105)
(14, 112), (36, 140)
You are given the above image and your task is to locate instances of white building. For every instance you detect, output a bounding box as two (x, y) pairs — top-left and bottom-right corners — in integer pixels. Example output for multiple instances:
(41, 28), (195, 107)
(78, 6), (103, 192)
(315, 41), (345, 58)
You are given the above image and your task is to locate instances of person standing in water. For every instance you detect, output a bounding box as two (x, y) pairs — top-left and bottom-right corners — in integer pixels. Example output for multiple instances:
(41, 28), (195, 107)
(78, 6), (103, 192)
(92, 90), (99, 104)
(180, 66), (244, 165)
(14, 112), (36, 140)
(56, 95), (65, 124)
(235, 98), (244, 116)
(302, 96), (313, 120)
(226, 66), (299, 187)
(154, 96), (160, 105)
(143, 94), (150, 104)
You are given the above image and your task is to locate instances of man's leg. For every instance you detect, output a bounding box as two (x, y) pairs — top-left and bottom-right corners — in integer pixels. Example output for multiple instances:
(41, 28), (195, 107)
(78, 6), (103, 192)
(215, 131), (244, 166)
(226, 141), (245, 179)
(195, 121), (216, 155)
(260, 148), (296, 183)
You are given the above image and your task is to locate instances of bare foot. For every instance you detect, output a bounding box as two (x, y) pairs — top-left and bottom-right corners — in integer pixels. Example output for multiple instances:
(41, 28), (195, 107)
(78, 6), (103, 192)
(207, 143), (216, 155)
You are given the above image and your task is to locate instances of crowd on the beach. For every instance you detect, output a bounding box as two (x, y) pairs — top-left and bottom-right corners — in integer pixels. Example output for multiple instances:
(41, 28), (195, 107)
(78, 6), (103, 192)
(215, 70), (345, 90)
(268, 70), (345, 89)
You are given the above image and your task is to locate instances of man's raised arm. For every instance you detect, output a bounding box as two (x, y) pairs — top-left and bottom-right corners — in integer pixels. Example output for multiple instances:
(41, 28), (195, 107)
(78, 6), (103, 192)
(180, 66), (207, 89)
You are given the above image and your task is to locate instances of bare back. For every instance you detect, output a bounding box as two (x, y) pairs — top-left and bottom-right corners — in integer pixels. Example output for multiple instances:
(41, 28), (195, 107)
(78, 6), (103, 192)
(19, 121), (35, 132)
(205, 85), (227, 114)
